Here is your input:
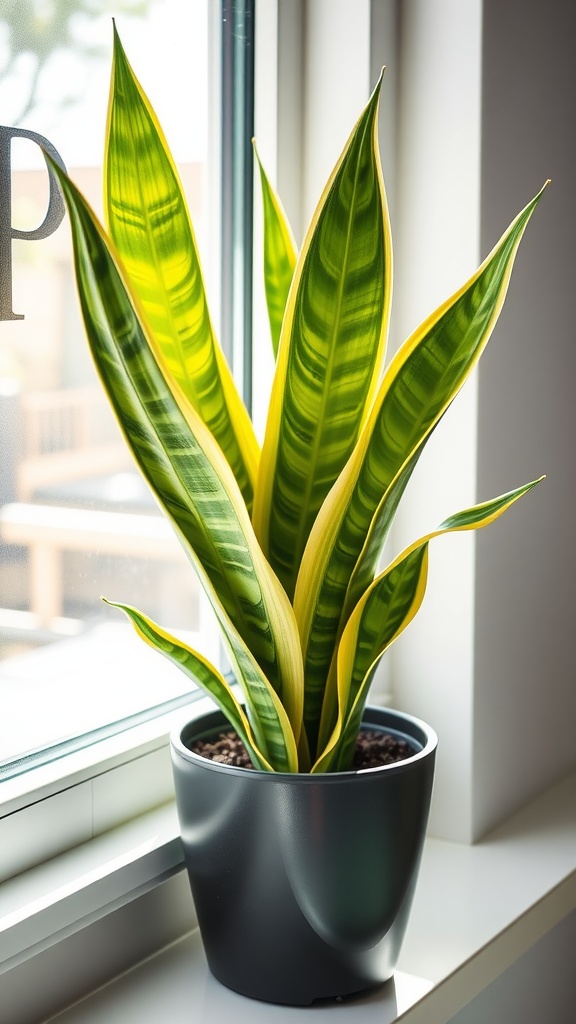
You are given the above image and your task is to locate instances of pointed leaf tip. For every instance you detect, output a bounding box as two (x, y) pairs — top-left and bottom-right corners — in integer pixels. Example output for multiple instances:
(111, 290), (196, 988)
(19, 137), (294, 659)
(370, 70), (384, 104)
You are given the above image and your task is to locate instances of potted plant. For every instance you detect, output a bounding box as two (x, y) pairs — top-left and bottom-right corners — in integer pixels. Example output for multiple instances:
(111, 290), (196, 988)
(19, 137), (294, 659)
(49, 28), (546, 1006)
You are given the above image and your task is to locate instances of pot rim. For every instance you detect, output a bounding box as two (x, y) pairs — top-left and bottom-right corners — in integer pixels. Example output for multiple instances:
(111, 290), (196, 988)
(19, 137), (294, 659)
(170, 704), (438, 781)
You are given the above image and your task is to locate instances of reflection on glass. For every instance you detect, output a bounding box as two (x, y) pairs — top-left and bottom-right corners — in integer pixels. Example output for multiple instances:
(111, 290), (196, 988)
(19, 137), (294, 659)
(0, 0), (216, 769)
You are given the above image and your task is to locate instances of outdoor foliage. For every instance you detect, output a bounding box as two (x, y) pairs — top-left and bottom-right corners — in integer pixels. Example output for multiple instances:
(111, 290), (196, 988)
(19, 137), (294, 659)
(0, 0), (148, 123)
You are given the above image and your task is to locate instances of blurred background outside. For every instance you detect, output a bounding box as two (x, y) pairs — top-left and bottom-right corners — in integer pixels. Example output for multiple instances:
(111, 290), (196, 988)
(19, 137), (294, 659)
(0, 0), (218, 766)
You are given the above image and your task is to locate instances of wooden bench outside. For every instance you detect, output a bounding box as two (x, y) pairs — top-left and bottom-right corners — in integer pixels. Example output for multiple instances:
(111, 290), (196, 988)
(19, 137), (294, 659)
(0, 503), (189, 627)
(15, 386), (130, 501)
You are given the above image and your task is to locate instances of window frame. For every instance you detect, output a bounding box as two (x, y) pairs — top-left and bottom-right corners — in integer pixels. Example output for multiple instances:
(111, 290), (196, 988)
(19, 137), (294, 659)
(0, 0), (231, 870)
(0, 0), (441, 879)
(1, 0), (383, 880)
(2, 0), (574, 991)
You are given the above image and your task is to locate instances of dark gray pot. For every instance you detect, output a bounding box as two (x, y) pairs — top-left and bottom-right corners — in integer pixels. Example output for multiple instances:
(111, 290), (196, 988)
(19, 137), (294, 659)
(170, 704), (437, 1006)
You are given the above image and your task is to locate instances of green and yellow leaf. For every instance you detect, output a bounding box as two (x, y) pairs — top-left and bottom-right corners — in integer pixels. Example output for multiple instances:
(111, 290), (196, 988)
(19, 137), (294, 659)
(252, 72), (392, 599)
(295, 183), (548, 755)
(313, 477), (544, 772)
(105, 26), (259, 510)
(57, 30), (548, 776)
(254, 144), (297, 357)
(50, 159), (304, 750)
(108, 594), (300, 773)
(105, 599), (277, 771)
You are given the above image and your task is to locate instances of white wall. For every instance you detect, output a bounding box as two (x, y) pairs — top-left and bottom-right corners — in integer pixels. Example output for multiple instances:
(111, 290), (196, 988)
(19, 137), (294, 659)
(377, 0), (576, 842)
(384, 0), (483, 843)
(472, 0), (576, 838)
(300, 0), (372, 226)
(447, 909), (576, 1024)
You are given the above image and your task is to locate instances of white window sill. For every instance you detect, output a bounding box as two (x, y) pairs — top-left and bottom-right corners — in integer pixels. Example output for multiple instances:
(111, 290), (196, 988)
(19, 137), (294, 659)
(0, 620), (219, 794)
(0, 803), (184, 972)
(1, 767), (575, 1023)
(0, 689), (219, 881)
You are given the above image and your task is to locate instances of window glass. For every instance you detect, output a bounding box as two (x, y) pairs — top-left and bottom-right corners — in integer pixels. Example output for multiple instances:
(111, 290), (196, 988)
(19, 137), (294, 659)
(0, 0), (218, 774)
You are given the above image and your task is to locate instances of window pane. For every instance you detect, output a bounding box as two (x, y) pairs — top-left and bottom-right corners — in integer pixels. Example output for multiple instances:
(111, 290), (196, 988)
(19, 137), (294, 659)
(0, 0), (219, 774)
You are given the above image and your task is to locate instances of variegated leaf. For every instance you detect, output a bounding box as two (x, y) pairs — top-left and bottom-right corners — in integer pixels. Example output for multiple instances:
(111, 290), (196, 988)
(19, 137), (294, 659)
(105, 27), (259, 510)
(50, 158), (304, 749)
(254, 144), (297, 357)
(313, 478), (544, 772)
(295, 183), (548, 756)
(252, 73), (392, 599)
(105, 599), (277, 770)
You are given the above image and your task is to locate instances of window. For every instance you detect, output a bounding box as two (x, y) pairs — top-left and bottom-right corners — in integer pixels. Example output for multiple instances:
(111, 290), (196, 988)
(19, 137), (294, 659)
(1, 7), (574, 1015)
(0, 0), (222, 781)
(1, 0), (572, 877)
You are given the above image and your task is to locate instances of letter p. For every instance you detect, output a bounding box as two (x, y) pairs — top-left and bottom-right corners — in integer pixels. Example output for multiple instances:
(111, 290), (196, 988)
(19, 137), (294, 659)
(0, 127), (67, 321)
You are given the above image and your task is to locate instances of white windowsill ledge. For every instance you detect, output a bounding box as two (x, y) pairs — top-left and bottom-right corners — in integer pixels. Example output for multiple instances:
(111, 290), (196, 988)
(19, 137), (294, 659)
(1, 769), (575, 1024)
(0, 803), (184, 973)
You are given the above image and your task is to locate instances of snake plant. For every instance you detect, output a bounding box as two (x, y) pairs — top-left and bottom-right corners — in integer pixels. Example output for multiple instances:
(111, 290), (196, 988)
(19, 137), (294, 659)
(51, 29), (546, 772)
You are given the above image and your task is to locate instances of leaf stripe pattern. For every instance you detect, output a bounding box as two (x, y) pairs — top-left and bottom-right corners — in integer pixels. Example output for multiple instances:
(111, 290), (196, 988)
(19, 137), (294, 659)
(295, 183), (547, 754)
(105, 27), (259, 510)
(313, 478), (544, 772)
(343, 430), (439, 622)
(108, 595), (298, 772)
(50, 159), (303, 752)
(104, 600), (276, 771)
(254, 145), (297, 358)
(253, 73), (392, 599)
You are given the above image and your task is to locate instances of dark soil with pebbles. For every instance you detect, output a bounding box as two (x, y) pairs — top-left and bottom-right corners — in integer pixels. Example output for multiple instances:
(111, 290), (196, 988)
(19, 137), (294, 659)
(189, 727), (415, 771)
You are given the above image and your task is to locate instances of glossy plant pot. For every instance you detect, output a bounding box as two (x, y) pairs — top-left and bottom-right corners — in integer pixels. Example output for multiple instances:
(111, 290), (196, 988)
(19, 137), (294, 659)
(170, 704), (437, 1006)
